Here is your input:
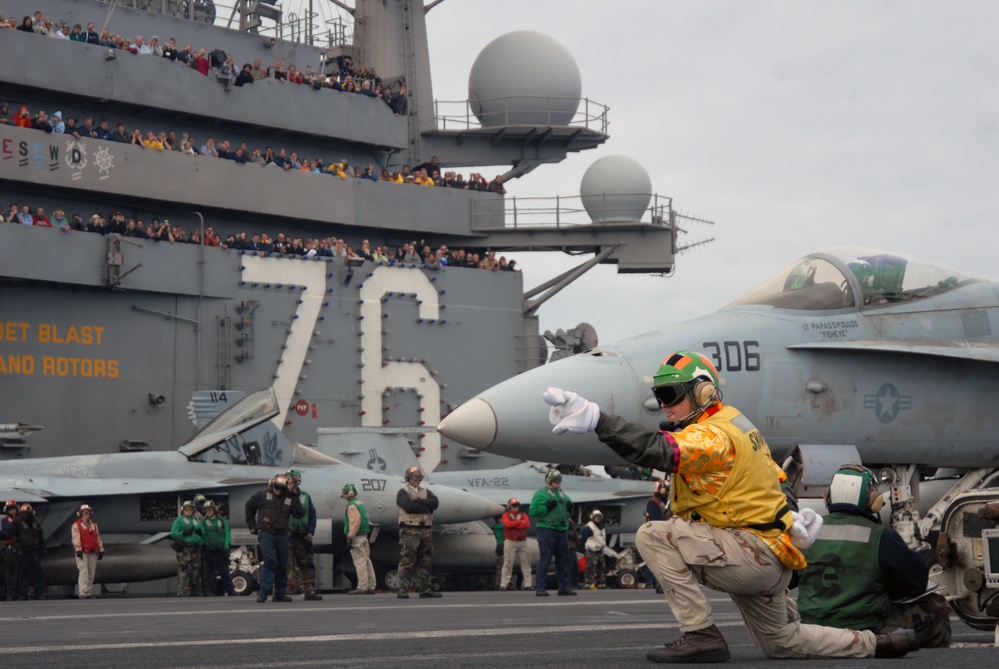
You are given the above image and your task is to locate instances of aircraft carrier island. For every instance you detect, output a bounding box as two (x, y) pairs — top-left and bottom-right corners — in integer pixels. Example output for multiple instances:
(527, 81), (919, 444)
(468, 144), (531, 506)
(0, 0), (696, 598)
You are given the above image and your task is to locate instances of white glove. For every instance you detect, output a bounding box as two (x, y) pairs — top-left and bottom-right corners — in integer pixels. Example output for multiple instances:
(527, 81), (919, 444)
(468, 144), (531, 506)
(788, 508), (823, 549)
(543, 387), (600, 435)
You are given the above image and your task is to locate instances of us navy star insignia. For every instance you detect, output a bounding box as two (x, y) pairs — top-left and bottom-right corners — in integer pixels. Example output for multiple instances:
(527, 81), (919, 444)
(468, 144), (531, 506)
(863, 383), (912, 424)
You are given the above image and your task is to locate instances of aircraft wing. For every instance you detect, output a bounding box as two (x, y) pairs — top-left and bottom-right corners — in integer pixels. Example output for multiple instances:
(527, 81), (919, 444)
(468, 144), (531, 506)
(0, 477), (266, 502)
(0, 488), (48, 503)
(787, 340), (999, 363)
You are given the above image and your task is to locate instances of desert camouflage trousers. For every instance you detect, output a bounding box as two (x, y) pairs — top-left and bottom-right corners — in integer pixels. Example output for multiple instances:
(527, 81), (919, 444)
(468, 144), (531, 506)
(880, 593), (951, 648)
(636, 517), (877, 659)
(176, 546), (201, 596)
(397, 526), (433, 593)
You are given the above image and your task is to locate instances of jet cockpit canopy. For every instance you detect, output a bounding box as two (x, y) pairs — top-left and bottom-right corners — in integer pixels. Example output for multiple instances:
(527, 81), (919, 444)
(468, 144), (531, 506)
(730, 247), (982, 311)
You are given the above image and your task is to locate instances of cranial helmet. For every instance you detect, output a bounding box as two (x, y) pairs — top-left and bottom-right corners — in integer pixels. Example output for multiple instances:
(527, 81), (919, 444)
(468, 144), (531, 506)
(272, 474), (291, 491)
(4, 500), (17, 512)
(403, 466), (423, 482)
(77, 504), (93, 516)
(507, 497), (520, 507)
(341, 483), (357, 499)
(590, 509), (603, 520)
(651, 350), (721, 420)
(825, 464), (884, 513)
(203, 500), (216, 511)
(181, 500), (195, 510)
(545, 469), (562, 485)
(18, 503), (33, 514)
(193, 494), (207, 506)
(288, 469), (302, 485)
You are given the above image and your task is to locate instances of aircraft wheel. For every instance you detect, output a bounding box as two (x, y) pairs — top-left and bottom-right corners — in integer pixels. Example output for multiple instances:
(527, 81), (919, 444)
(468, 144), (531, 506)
(613, 569), (638, 589)
(379, 567), (402, 591)
(231, 570), (257, 596)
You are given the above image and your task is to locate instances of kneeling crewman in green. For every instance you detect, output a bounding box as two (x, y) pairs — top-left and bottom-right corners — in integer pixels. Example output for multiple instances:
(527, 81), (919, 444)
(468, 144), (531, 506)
(798, 464), (951, 648)
(396, 466), (441, 599)
(343, 483), (376, 594)
(287, 470), (322, 600)
(171, 500), (203, 596)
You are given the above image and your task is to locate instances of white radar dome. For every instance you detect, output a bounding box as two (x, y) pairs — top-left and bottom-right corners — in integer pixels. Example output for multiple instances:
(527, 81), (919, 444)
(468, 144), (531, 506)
(580, 155), (653, 224)
(468, 31), (582, 127)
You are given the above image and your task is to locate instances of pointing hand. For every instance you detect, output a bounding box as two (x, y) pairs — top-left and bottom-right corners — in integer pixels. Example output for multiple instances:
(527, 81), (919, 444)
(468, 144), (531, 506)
(543, 387), (600, 435)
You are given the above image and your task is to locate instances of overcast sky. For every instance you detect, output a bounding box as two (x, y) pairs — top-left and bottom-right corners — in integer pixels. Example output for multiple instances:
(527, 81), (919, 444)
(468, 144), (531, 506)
(417, 1), (999, 346)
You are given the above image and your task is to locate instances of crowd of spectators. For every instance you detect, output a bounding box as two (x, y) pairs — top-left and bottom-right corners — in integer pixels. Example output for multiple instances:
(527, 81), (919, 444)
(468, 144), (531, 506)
(1, 9), (510, 191)
(2, 8), (407, 112)
(3, 199), (521, 271)
(0, 96), (507, 190)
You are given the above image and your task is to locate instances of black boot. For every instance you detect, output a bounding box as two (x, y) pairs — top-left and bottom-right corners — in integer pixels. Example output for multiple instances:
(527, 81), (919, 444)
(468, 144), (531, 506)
(646, 625), (731, 664)
(874, 629), (919, 658)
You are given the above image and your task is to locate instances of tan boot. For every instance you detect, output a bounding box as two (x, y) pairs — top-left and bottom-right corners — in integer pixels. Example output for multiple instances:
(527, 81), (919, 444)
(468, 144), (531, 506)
(646, 625), (731, 663)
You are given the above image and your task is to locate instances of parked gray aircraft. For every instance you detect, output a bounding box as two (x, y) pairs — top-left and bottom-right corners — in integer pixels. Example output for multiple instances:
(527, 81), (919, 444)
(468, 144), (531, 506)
(0, 388), (504, 588)
(440, 247), (999, 628)
(321, 432), (656, 587)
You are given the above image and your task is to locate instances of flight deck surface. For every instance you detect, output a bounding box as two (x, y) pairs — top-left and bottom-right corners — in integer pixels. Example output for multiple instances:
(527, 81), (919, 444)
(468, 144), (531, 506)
(0, 589), (992, 668)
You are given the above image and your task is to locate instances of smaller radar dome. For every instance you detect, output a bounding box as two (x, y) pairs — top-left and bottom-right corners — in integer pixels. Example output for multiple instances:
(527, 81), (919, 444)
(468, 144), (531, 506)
(468, 31), (582, 127)
(580, 155), (653, 224)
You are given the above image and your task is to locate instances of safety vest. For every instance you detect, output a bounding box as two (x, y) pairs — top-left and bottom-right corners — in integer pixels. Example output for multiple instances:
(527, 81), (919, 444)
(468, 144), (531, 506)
(289, 491), (312, 534)
(255, 491), (296, 534)
(584, 521), (607, 552)
(202, 516), (230, 551)
(797, 513), (889, 629)
(344, 499), (371, 536)
(75, 519), (101, 553)
(398, 487), (433, 527)
(14, 517), (42, 550)
(672, 405), (793, 535)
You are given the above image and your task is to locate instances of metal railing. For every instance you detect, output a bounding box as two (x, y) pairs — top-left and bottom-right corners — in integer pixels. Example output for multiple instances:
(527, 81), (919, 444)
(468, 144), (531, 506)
(471, 193), (673, 232)
(432, 96), (610, 134)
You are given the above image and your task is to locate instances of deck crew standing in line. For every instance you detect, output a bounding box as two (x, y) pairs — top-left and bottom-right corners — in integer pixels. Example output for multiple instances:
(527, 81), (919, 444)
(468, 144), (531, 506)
(245, 474), (304, 603)
(1, 501), (19, 600)
(200, 501), (237, 597)
(287, 470), (322, 600)
(499, 498), (532, 591)
(71, 503), (103, 599)
(342, 483), (377, 595)
(529, 469), (576, 597)
(396, 466), (441, 599)
(170, 500), (203, 597)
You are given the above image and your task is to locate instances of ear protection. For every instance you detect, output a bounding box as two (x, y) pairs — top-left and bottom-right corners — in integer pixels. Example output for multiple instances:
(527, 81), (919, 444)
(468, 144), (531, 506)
(691, 380), (720, 408)
(825, 464), (884, 513)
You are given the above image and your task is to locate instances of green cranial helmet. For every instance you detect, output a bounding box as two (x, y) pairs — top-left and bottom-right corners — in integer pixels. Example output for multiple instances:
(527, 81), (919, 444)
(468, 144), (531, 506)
(182, 500), (195, 510)
(288, 469), (302, 485)
(203, 500), (215, 511)
(545, 469), (562, 485)
(341, 483), (357, 499)
(652, 350), (720, 388)
(193, 494), (206, 506)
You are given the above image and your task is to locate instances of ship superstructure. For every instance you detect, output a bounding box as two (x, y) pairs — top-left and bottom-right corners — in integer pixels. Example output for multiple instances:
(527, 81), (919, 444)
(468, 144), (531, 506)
(0, 0), (686, 467)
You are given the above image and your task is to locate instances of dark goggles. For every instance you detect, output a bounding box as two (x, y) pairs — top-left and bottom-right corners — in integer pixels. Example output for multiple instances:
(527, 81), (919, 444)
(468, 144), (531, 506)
(652, 383), (690, 408)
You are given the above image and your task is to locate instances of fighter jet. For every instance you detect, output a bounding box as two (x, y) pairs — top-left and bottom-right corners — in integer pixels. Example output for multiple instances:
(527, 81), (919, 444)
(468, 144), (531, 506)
(320, 433), (657, 587)
(440, 247), (999, 628)
(0, 388), (503, 588)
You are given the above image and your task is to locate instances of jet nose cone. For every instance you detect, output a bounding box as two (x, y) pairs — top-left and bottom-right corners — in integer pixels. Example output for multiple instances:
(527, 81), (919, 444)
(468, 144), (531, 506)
(438, 397), (497, 450)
